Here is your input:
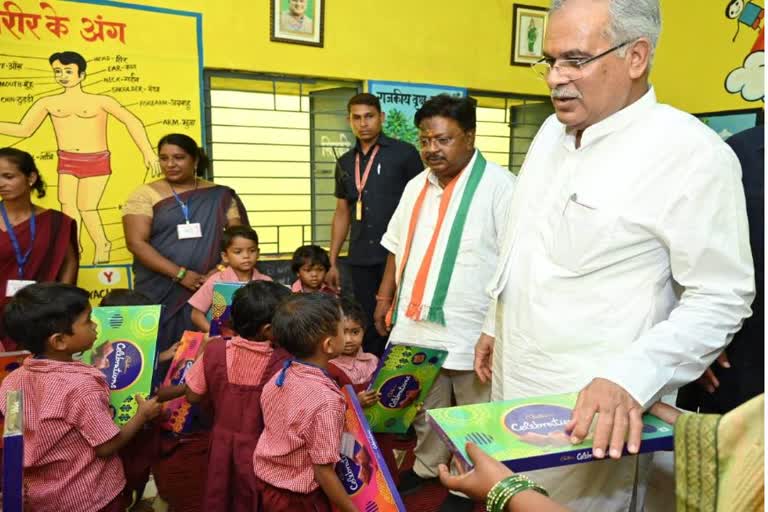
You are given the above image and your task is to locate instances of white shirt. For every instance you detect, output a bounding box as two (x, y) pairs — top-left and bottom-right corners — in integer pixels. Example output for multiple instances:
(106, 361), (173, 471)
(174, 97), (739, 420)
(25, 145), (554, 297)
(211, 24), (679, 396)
(382, 151), (516, 370)
(487, 88), (754, 407)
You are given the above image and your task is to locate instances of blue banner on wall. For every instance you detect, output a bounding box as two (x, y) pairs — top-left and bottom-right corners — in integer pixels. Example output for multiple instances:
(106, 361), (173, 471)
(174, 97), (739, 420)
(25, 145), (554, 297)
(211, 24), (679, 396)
(368, 80), (467, 145)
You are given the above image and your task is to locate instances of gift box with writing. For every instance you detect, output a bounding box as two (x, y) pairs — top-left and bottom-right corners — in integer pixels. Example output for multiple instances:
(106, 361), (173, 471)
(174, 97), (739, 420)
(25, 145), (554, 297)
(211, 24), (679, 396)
(0, 351), (30, 448)
(364, 344), (448, 434)
(428, 392), (674, 473)
(82, 305), (160, 426)
(160, 331), (205, 433)
(3, 390), (23, 512)
(334, 385), (405, 512)
(208, 281), (245, 336)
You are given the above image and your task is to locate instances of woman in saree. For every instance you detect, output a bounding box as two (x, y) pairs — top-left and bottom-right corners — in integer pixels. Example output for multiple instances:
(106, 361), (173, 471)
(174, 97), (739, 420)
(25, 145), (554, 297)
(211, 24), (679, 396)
(0, 147), (78, 350)
(123, 133), (248, 358)
(438, 395), (764, 512)
(122, 133), (247, 512)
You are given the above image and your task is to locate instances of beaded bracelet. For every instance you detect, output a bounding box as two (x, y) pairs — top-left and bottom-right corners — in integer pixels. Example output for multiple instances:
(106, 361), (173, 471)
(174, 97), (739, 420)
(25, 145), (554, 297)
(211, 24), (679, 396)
(486, 474), (548, 512)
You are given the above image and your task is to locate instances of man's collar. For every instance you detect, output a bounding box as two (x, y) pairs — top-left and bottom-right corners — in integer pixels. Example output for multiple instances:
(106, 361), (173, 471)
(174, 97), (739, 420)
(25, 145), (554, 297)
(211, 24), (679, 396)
(427, 149), (478, 188)
(563, 86), (657, 150)
(354, 133), (393, 154)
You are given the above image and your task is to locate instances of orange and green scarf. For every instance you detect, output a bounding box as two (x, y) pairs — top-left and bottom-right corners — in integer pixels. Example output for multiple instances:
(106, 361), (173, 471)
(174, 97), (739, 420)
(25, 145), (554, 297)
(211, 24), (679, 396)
(389, 151), (487, 327)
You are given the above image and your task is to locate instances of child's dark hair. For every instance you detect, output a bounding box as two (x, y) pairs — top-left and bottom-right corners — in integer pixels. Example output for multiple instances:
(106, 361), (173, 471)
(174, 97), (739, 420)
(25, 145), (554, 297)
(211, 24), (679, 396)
(291, 244), (331, 273)
(221, 225), (259, 252)
(0, 147), (46, 198)
(2, 283), (90, 355)
(272, 293), (340, 358)
(231, 281), (291, 340)
(99, 289), (153, 307)
(340, 297), (367, 329)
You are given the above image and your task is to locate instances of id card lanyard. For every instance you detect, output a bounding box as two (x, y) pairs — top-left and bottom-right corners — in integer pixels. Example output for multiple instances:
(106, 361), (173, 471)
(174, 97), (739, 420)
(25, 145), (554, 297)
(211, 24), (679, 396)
(0, 201), (36, 278)
(354, 145), (380, 221)
(169, 179), (202, 239)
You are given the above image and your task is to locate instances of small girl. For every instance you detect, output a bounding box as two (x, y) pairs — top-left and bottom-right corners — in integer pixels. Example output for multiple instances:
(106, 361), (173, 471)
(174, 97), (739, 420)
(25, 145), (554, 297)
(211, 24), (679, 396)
(290, 244), (337, 295)
(328, 297), (380, 406)
(184, 281), (292, 512)
(189, 226), (272, 332)
(253, 293), (357, 512)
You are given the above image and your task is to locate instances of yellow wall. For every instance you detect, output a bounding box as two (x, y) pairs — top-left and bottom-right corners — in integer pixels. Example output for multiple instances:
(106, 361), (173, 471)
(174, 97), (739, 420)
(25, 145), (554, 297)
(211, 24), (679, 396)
(132, 0), (762, 114)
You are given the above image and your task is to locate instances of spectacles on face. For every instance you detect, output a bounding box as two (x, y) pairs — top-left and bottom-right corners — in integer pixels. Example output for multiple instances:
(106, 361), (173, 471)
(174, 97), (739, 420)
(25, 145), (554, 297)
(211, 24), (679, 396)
(531, 40), (633, 81)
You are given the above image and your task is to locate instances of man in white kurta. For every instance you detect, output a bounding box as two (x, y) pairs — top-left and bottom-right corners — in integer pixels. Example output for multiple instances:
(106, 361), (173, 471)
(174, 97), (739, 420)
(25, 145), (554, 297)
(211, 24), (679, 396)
(476, 1), (755, 511)
(375, 95), (515, 506)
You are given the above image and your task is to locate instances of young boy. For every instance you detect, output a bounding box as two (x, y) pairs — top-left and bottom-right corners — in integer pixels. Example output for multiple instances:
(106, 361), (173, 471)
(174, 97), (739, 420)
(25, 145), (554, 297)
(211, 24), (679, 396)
(290, 244), (338, 294)
(253, 293), (356, 512)
(189, 226), (272, 332)
(0, 283), (161, 512)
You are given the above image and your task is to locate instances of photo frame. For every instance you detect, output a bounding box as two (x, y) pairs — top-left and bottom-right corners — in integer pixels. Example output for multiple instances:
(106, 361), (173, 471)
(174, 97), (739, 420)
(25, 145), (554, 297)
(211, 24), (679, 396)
(511, 4), (549, 66)
(270, 0), (324, 47)
(695, 108), (764, 140)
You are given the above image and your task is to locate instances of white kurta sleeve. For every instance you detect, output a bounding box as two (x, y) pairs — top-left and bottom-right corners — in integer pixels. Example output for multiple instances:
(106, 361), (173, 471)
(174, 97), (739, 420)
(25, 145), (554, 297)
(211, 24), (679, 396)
(482, 169), (517, 339)
(594, 144), (755, 408)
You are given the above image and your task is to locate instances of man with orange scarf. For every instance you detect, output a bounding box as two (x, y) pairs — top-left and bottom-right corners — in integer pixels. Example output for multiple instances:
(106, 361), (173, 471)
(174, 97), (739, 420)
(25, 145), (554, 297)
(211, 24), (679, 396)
(373, 94), (516, 511)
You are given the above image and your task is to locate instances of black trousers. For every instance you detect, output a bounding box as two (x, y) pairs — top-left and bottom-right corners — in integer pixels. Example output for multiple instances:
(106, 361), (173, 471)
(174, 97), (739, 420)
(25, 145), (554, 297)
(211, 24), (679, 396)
(347, 262), (389, 357)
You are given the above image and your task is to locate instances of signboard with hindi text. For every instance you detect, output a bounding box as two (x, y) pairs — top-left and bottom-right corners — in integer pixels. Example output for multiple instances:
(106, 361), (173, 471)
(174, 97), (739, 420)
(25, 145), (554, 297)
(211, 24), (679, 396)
(367, 81), (466, 146)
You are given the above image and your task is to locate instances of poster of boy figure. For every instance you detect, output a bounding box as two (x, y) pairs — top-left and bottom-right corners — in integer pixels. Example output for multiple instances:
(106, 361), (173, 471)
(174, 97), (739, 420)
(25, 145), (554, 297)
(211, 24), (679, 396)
(0, 51), (159, 264)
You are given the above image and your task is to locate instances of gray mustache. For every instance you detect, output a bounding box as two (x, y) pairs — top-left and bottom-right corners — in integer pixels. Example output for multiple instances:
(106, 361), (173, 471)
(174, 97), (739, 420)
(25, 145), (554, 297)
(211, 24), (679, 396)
(551, 88), (583, 100)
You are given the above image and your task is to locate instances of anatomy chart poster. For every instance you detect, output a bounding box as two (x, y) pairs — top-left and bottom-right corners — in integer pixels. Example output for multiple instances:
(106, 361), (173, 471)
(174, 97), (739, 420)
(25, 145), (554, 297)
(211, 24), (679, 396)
(0, 0), (203, 280)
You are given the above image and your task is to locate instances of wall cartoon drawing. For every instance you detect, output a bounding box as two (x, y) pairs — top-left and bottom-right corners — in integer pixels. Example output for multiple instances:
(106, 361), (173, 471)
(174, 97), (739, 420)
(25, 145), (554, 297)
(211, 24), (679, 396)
(726, 0), (764, 40)
(0, 50), (159, 264)
(724, 0), (765, 102)
(0, 0), (203, 295)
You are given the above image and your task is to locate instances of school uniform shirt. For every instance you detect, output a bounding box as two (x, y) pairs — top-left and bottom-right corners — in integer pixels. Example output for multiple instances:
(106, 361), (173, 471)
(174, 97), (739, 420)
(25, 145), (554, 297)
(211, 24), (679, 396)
(381, 151), (516, 370)
(188, 267), (272, 313)
(483, 87), (754, 511)
(290, 279), (338, 295)
(0, 358), (125, 512)
(335, 134), (424, 266)
(253, 363), (345, 494)
(185, 336), (275, 393)
(328, 348), (379, 386)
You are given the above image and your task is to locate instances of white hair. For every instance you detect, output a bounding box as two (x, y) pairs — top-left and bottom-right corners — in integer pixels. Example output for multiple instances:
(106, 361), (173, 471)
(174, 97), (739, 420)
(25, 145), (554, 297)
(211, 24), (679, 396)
(550, 0), (661, 64)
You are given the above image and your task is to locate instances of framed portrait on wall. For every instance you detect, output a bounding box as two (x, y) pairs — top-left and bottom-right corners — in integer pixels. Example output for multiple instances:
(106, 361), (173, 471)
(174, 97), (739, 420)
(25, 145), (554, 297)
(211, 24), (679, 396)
(270, 0), (324, 47)
(511, 4), (548, 66)
(696, 108), (764, 140)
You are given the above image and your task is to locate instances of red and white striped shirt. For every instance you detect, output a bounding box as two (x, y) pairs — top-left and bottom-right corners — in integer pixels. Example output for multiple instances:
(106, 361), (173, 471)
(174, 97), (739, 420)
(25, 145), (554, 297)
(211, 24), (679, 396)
(188, 267), (273, 313)
(328, 349), (379, 386)
(253, 362), (345, 493)
(0, 358), (124, 512)
(185, 336), (274, 393)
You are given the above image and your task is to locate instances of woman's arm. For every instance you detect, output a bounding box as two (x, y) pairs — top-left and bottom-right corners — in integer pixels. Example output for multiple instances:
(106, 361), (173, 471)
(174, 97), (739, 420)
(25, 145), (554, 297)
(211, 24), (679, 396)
(123, 214), (204, 291)
(123, 214), (180, 278)
(57, 239), (79, 284)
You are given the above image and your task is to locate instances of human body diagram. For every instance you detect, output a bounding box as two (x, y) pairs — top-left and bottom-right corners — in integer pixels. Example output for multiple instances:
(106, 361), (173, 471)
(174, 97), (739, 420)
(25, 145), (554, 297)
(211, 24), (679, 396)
(0, 51), (159, 264)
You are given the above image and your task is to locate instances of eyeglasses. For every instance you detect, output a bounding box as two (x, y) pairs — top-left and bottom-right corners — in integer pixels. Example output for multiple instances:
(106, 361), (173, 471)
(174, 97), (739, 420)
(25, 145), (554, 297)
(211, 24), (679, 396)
(531, 40), (633, 81)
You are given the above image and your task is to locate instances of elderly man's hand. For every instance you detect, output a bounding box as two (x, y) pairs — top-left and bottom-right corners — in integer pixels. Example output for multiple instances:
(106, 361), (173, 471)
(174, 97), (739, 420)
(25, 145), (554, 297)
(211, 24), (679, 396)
(566, 378), (643, 460)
